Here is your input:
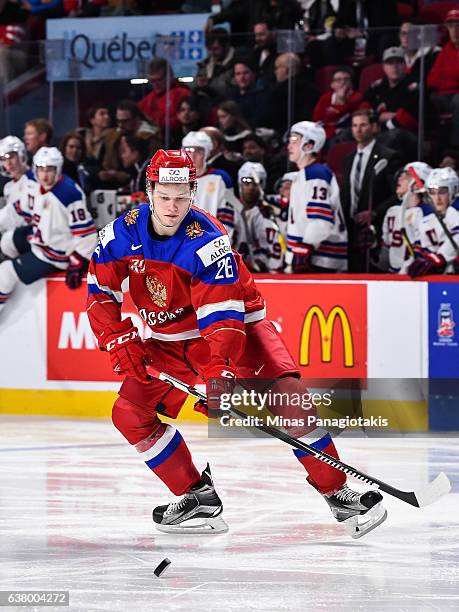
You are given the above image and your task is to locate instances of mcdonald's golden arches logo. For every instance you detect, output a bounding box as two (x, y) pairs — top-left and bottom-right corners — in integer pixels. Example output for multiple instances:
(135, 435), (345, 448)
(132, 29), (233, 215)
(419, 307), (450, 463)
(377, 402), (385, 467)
(300, 306), (354, 367)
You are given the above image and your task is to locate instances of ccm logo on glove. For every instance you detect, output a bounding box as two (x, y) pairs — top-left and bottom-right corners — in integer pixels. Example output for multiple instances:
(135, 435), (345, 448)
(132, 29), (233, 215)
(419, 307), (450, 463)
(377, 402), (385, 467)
(106, 330), (139, 352)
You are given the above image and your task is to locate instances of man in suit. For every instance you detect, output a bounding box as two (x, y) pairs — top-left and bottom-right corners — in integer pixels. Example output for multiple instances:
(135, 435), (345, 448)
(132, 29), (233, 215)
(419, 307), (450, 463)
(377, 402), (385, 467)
(341, 108), (401, 272)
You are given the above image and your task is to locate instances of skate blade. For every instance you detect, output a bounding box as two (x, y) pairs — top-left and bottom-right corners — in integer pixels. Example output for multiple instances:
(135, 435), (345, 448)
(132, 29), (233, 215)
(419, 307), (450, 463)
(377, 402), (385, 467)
(155, 515), (229, 535)
(344, 503), (388, 539)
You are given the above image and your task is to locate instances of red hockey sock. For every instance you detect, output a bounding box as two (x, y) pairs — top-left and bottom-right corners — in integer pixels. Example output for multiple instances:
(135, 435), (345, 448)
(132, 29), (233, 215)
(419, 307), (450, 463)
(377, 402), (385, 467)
(294, 433), (346, 494)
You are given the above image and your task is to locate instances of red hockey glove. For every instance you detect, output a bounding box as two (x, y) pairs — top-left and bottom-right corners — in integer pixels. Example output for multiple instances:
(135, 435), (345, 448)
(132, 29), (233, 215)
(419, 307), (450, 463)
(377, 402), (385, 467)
(408, 252), (447, 278)
(201, 358), (236, 416)
(101, 319), (148, 382)
(66, 251), (89, 289)
(291, 243), (313, 273)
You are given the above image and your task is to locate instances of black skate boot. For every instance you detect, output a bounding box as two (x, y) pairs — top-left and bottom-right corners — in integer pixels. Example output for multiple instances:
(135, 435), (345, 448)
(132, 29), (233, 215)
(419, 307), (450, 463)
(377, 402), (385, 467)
(322, 484), (387, 538)
(153, 463), (228, 534)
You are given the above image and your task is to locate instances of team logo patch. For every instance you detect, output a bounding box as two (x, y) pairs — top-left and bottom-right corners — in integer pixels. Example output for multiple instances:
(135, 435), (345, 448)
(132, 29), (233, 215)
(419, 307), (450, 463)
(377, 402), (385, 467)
(125, 208), (140, 225)
(145, 275), (167, 307)
(186, 221), (204, 239)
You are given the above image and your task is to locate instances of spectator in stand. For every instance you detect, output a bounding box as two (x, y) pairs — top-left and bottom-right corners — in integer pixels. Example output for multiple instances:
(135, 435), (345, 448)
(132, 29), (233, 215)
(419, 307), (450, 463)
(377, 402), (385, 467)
(228, 58), (271, 129)
(116, 99), (161, 153)
(241, 133), (286, 194)
(269, 52), (320, 136)
(216, 100), (252, 155)
(117, 135), (149, 194)
(251, 21), (277, 86)
(77, 105), (117, 166)
(138, 58), (190, 132)
(363, 46), (418, 162)
(200, 126), (242, 183)
(312, 65), (365, 142)
(439, 149), (459, 171)
(341, 108), (400, 272)
(399, 21), (439, 88)
(23, 118), (53, 159)
(197, 28), (236, 99)
(60, 131), (100, 194)
(170, 96), (205, 150)
(326, 0), (399, 64)
(427, 10), (459, 148)
(207, 0), (304, 35)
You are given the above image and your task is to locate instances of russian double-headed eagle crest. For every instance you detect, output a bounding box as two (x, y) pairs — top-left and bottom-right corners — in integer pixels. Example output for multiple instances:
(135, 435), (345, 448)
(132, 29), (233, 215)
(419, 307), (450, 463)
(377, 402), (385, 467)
(145, 275), (167, 307)
(185, 221), (204, 239)
(125, 208), (140, 225)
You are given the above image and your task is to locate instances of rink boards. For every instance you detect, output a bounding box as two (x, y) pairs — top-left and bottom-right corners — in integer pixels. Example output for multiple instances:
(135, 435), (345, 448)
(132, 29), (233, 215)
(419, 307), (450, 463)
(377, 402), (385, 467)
(0, 274), (458, 428)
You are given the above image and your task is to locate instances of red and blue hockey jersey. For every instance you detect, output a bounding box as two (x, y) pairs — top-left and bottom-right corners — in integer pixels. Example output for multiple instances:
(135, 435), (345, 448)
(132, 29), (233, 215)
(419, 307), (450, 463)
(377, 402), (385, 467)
(87, 204), (265, 363)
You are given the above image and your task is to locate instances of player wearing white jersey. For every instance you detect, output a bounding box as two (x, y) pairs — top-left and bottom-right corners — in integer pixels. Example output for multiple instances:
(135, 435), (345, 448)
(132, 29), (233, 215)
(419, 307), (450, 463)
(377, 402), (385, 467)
(286, 121), (348, 272)
(0, 147), (98, 314)
(0, 136), (38, 259)
(182, 131), (237, 238)
(408, 167), (459, 277)
(232, 161), (284, 272)
(382, 161), (432, 273)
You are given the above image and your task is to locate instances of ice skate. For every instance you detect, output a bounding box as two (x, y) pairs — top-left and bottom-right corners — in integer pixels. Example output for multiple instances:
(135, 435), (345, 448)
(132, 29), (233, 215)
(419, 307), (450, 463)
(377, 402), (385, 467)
(321, 484), (387, 539)
(153, 463), (228, 534)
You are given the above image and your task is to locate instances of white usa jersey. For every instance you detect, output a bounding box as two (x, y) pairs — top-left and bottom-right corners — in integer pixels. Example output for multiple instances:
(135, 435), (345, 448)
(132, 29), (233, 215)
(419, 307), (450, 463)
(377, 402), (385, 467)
(287, 163), (347, 271)
(30, 174), (98, 269)
(195, 168), (236, 239)
(415, 200), (459, 271)
(232, 201), (285, 272)
(0, 170), (37, 232)
(382, 203), (422, 273)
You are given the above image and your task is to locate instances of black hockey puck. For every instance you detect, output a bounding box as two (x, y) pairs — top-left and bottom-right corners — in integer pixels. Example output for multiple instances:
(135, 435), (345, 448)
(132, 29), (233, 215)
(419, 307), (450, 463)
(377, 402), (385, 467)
(154, 558), (171, 577)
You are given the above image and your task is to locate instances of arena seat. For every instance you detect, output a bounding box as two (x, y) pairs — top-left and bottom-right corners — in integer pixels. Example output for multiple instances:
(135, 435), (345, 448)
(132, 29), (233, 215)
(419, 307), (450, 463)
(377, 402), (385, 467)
(419, 2), (459, 24)
(314, 65), (341, 94)
(358, 63), (384, 94)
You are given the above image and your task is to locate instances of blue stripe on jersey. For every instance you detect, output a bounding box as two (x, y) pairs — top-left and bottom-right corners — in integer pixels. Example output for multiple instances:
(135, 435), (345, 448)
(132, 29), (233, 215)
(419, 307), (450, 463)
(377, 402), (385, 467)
(293, 433), (332, 458)
(218, 207), (234, 216)
(419, 203), (432, 217)
(26, 169), (35, 181)
(305, 163), (333, 184)
(52, 175), (83, 207)
(307, 201), (332, 211)
(87, 284), (119, 302)
(145, 430), (182, 469)
(211, 168), (233, 188)
(198, 309), (245, 330)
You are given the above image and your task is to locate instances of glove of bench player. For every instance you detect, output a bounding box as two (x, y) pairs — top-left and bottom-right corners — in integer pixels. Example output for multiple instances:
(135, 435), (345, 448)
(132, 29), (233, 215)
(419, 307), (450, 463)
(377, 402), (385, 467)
(408, 251), (446, 278)
(291, 243), (313, 273)
(101, 319), (148, 382)
(197, 358), (236, 418)
(66, 251), (89, 289)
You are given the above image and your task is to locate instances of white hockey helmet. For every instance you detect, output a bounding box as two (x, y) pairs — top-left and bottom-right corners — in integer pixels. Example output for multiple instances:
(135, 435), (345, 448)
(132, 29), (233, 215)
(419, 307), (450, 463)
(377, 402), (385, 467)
(33, 147), (63, 181)
(403, 161), (432, 191)
(426, 167), (459, 201)
(0, 135), (27, 176)
(182, 131), (213, 161)
(289, 121), (326, 155)
(238, 161), (267, 190)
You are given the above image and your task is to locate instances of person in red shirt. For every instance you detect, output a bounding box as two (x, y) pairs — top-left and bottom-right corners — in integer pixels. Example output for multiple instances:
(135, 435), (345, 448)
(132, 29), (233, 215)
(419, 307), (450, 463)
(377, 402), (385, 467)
(138, 58), (191, 132)
(427, 9), (459, 146)
(312, 66), (365, 142)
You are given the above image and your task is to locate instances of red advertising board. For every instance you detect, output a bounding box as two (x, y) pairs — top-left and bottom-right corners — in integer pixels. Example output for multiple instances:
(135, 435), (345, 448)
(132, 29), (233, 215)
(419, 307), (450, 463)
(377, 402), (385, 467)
(256, 281), (367, 379)
(47, 278), (367, 381)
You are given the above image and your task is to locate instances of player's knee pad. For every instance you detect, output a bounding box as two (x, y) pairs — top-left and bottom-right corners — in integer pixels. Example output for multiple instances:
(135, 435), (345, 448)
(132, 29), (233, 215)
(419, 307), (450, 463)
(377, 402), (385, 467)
(112, 396), (162, 445)
(0, 259), (20, 297)
(0, 231), (19, 259)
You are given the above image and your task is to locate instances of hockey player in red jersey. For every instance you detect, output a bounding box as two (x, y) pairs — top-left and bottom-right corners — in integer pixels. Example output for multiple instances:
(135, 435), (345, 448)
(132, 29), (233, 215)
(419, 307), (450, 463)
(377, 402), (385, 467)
(87, 149), (386, 538)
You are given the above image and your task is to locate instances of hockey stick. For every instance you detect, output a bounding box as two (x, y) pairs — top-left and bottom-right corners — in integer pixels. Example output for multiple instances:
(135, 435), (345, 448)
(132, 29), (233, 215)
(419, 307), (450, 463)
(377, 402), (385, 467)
(146, 365), (451, 508)
(399, 189), (416, 259)
(408, 166), (459, 256)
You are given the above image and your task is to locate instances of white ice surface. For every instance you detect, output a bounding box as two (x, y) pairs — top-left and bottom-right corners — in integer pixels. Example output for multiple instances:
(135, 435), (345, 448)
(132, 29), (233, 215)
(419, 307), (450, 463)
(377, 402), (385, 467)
(0, 417), (458, 612)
